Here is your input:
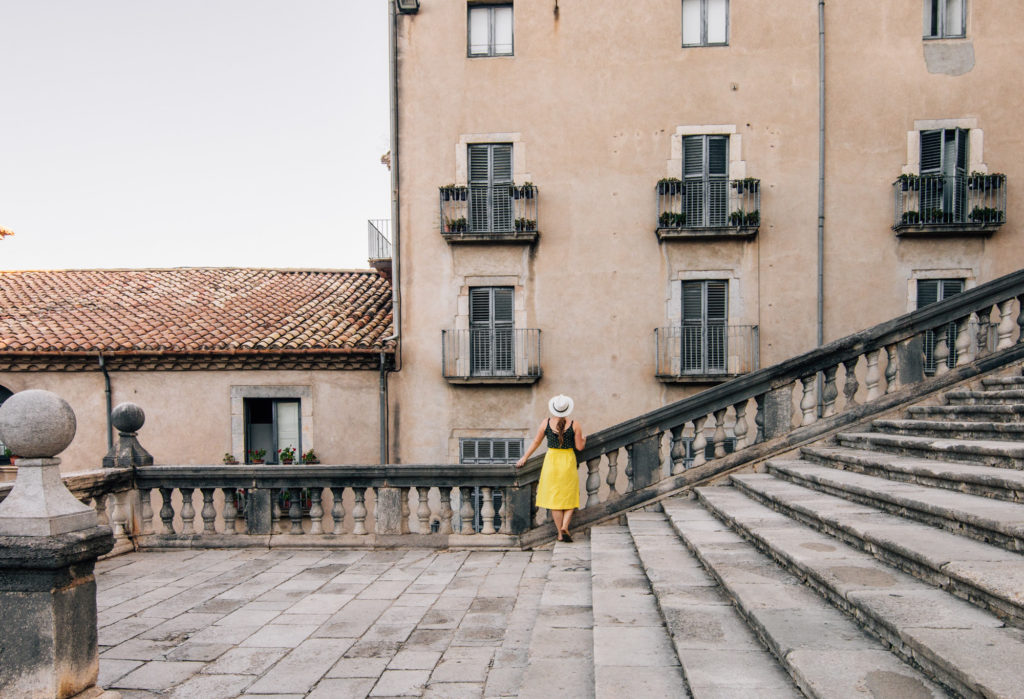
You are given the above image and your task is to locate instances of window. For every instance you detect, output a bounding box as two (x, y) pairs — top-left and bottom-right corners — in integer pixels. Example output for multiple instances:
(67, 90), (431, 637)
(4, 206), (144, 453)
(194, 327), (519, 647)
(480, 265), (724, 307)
(682, 280), (728, 374)
(460, 438), (523, 464)
(925, 0), (965, 38)
(917, 278), (964, 373)
(469, 4), (513, 56)
(683, 135), (729, 227)
(0, 386), (12, 465)
(470, 287), (515, 376)
(920, 128), (968, 221)
(244, 398), (301, 464)
(682, 0), (728, 46)
(468, 143), (513, 233)
(681, 436), (736, 468)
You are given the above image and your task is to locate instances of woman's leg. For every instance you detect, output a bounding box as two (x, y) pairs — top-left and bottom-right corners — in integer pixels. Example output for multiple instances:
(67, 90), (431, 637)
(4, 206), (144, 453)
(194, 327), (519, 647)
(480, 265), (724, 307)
(550, 509), (565, 539)
(562, 508), (574, 532)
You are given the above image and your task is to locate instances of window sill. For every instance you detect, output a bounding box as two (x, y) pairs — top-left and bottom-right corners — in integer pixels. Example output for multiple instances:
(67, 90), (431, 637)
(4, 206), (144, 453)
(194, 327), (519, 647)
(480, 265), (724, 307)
(657, 373), (744, 385)
(445, 374), (541, 385)
(894, 222), (1003, 237)
(656, 226), (758, 242)
(442, 231), (539, 245)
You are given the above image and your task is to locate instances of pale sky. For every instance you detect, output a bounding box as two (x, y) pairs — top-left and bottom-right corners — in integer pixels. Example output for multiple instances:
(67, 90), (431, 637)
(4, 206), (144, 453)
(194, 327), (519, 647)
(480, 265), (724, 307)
(0, 0), (391, 271)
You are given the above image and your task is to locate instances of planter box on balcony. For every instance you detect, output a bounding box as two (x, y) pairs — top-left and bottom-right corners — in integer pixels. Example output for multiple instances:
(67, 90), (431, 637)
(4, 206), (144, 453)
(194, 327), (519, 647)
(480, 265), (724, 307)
(656, 179), (760, 242)
(440, 183), (539, 246)
(892, 174), (1006, 237)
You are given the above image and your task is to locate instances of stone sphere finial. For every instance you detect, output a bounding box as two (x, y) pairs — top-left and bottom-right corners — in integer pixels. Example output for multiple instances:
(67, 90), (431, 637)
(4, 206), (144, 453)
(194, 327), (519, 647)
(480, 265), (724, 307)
(0, 390), (77, 458)
(111, 402), (145, 434)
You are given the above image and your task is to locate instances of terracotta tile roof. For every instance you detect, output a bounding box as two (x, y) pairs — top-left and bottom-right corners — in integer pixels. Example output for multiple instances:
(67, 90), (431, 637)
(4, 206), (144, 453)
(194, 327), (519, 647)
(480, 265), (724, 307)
(0, 268), (393, 356)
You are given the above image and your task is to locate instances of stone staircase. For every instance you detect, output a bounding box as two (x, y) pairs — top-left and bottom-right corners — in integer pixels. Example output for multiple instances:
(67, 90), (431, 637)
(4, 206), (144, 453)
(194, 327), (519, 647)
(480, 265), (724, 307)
(525, 364), (1024, 698)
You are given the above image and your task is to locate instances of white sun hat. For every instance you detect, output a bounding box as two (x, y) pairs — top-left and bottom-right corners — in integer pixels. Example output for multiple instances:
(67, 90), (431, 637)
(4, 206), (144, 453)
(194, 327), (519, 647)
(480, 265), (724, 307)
(548, 394), (574, 418)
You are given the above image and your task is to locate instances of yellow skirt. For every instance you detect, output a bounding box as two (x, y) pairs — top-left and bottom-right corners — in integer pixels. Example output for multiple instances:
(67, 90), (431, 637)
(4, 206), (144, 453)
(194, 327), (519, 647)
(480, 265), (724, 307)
(535, 448), (580, 510)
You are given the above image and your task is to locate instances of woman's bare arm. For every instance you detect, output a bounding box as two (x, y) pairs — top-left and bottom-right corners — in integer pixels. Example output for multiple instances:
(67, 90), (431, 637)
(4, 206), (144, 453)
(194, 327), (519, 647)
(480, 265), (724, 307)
(573, 421), (586, 451)
(516, 420), (548, 468)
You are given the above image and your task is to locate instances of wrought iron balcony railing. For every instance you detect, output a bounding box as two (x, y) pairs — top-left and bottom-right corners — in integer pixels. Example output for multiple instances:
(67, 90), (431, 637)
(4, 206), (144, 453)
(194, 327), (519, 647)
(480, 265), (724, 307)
(656, 178), (760, 240)
(367, 219), (391, 260)
(893, 173), (1006, 234)
(439, 183), (539, 242)
(655, 325), (759, 380)
(442, 328), (541, 383)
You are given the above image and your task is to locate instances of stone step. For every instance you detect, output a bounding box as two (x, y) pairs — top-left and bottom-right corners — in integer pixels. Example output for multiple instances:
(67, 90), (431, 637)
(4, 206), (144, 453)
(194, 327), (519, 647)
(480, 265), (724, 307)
(907, 403), (1024, 423)
(982, 376), (1024, 388)
(692, 486), (1024, 699)
(625, 510), (800, 698)
(836, 431), (1024, 470)
(766, 459), (1024, 552)
(661, 497), (947, 698)
(800, 445), (1024, 502)
(730, 471), (1024, 626)
(872, 418), (1024, 441)
(945, 389), (1024, 405)
(589, 524), (688, 698)
(519, 538), (594, 699)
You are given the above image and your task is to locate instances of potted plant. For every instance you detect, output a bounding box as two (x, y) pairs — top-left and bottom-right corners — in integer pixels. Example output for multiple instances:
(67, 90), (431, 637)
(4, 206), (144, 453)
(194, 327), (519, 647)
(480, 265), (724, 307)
(897, 174), (921, 192)
(446, 217), (467, 233)
(900, 210), (921, 225)
(969, 206), (1003, 223)
(440, 184), (457, 201)
(658, 211), (685, 228)
(514, 218), (537, 232)
(279, 446), (297, 464)
(302, 449), (320, 464)
(3, 446), (16, 466)
(521, 182), (535, 200)
(657, 177), (682, 195)
(222, 452), (239, 465)
(247, 448), (266, 464)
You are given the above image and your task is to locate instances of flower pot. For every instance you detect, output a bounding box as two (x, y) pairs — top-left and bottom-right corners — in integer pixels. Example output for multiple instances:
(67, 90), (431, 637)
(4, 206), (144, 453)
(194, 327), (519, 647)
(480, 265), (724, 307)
(281, 458), (294, 465)
(252, 459), (264, 464)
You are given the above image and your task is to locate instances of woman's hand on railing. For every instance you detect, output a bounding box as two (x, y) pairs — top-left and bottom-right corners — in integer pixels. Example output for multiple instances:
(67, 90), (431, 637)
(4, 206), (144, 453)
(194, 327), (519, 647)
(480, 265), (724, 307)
(515, 457), (526, 469)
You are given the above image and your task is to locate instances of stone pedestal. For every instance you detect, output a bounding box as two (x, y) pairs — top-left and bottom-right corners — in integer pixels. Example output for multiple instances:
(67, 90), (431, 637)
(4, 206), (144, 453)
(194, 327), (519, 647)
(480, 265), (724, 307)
(375, 487), (403, 535)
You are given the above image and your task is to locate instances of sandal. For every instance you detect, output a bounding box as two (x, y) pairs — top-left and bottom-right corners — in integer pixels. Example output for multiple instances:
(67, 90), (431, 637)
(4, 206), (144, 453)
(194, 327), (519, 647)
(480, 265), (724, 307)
(562, 529), (573, 543)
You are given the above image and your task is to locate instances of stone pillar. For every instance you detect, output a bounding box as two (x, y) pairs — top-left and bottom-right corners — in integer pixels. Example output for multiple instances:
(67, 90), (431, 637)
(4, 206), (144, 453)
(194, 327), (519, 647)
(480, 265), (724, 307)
(0, 390), (116, 699)
(102, 402), (153, 468)
(374, 487), (403, 535)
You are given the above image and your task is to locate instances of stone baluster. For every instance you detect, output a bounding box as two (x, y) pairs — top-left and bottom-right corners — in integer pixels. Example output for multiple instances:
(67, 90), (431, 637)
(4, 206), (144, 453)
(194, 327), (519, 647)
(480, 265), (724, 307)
(109, 492), (128, 539)
(460, 486), (475, 534)
(955, 315), (973, 367)
(934, 329), (950, 376)
(754, 394), (765, 444)
(712, 409), (728, 458)
(978, 306), (994, 356)
(93, 495), (109, 526)
(417, 487), (431, 534)
(732, 402), (749, 450)
(865, 350), (883, 398)
(222, 488), (237, 535)
(401, 488), (411, 535)
(180, 488), (196, 535)
(883, 346), (898, 394)
(822, 365), (840, 415)
(1017, 295), (1024, 343)
(438, 487), (454, 534)
(271, 489), (282, 533)
(997, 299), (1016, 349)
(139, 487), (154, 536)
(330, 487), (346, 534)
(800, 375), (817, 425)
(499, 489), (510, 534)
(843, 357), (860, 407)
(200, 488), (216, 534)
(691, 416), (708, 468)
(480, 487), (496, 535)
(286, 490), (303, 534)
(309, 488), (324, 535)
(159, 488), (175, 535)
(625, 445), (635, 491)
(605, 450), (619, 497)
(352, 487), (368, 535)
(586, 456), (602, 505)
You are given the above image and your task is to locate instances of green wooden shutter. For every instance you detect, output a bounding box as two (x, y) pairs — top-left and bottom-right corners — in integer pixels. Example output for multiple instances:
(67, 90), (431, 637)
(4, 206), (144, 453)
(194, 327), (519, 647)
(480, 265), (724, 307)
(920, 130), (943, 174)
(707, 136), (729, 226)
(469, 287), (514, 376)
(469, 145), (490, 232)
(683, 136), (705, 227)
(706, 281), (728, 371)
(492, 145), (513, 232)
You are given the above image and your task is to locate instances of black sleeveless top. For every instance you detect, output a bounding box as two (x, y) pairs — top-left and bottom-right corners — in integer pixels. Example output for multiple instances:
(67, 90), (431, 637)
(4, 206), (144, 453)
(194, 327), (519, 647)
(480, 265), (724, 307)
(545, 420), (575, 449)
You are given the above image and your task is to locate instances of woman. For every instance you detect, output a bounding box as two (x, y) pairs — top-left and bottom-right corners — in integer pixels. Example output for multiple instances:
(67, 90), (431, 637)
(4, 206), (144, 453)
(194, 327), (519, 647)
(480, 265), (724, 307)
(516, 394), (586, 542)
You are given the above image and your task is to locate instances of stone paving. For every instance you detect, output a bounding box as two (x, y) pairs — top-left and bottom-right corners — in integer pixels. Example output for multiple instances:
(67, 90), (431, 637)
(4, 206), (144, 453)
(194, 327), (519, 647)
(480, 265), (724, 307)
(94, 547), (552, 698)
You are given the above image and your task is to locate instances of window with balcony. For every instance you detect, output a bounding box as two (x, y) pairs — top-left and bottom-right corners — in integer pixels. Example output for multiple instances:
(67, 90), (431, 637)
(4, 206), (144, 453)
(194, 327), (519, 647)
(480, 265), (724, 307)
(443, 286), (541, 383)
(469, 4), (513, 57)
(682, 0), (728, 46)
(893, 128), (1005, 234)
(925, 0), (965, 38)
(656, 280), (759, 381)
(440, 143), (538, 243)
(918, 278), (964, 374)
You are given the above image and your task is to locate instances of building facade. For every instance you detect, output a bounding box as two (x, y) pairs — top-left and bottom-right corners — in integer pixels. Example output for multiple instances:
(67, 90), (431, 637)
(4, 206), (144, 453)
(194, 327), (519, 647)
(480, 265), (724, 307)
(386, 0), (1022, 464)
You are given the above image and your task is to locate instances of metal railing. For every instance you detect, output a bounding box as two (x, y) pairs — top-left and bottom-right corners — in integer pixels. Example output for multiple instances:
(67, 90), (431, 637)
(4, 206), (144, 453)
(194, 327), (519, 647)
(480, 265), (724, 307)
(439, 183), (538, 237)
(893, 173), (1006, 230)
(442, 328), (541, 380)
(655, 325), (759, 378)
(657, 178), (760, 231)
(368, 219), (392, 260)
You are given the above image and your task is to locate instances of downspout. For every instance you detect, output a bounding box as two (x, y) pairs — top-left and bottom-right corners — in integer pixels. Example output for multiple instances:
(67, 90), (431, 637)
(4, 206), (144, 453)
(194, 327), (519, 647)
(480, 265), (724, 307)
(98, 352), (113, 451)
(380, 0), (402, 464)
(816, 0), (826, 414)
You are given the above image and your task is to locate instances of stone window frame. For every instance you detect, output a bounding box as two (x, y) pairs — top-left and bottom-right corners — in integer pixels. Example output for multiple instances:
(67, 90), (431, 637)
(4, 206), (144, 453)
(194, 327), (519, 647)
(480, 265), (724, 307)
(902, 118), (986, 176)
(668, 124), (745, 181)
(230, 385), (313, 463)
(455, 275), (527, 332)
(455, 132), (530, 185)
(450, 428), (528, 465)
(906, 268), (976, 314)
(667, 268), (744, 327)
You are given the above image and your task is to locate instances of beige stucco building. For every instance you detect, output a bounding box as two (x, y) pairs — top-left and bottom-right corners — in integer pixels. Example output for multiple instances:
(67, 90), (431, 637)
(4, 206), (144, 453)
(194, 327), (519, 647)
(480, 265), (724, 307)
(385, 0), (1023, 465)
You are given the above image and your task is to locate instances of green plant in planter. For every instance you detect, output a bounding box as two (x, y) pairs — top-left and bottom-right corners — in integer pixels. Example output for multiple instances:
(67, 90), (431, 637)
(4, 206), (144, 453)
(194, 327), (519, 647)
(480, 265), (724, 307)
(735, 178), (760, 195)
(247, 448), (266, 463)
(925, 208), (951, 224)
(658, 211), (685, 228)
(897, 174), (921, 191)
(657, 178), (683, 195)
(440, 184), (457, 201)
(446, 217), (468, 233)
(222, 452), (239, 465)
(521, 182), (535, 199)
(900, 210), (921, 225)
(514, 217), (537, 232)
(969, 206), (1004, 223)
(969, 172), (1005, 191)
(278, 446), (297, 464)
(729, 210), (760, 226)
(302, 449), (320, 464)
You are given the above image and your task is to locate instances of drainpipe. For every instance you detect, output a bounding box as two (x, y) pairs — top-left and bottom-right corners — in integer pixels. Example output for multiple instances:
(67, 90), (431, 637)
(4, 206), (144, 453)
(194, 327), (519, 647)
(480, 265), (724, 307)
(379, 0), (403, 464)
(98, 352), (113, 451)
(816, 0), (826, 414)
